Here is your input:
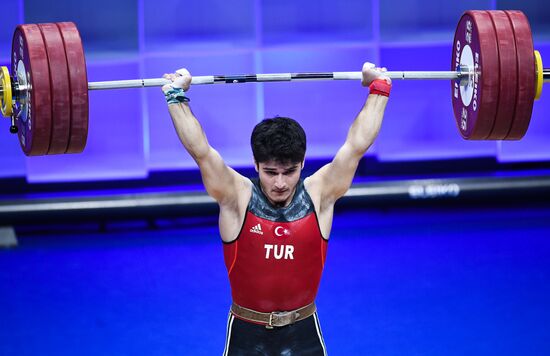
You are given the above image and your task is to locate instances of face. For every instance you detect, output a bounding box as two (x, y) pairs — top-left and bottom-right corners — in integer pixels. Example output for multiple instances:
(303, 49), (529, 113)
(256, 160), (303, 207)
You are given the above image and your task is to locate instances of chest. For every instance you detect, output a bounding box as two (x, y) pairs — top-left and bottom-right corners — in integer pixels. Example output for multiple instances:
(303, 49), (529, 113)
(239, 211), (322, 260)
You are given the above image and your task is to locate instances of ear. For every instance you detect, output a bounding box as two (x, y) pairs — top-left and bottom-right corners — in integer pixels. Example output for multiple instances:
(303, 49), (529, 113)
(254, 161), (259, 173)
(301, 160), (305, 170)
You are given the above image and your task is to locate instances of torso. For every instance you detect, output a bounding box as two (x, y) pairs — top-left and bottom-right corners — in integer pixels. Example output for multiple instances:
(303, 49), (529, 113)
(219, 175), (333, 243)
(222, 178), (329, 312)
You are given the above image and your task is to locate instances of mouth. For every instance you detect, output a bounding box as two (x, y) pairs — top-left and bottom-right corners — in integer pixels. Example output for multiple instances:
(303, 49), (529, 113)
(273, 190), (287, 195)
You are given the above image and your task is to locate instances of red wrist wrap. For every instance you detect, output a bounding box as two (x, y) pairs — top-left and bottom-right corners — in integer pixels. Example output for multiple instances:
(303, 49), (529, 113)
(369, 79), (392, 97)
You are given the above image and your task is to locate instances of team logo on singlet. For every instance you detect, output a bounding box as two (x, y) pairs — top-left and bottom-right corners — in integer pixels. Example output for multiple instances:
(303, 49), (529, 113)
(250, 224), (264, 235)
(274, 226), (291, 237)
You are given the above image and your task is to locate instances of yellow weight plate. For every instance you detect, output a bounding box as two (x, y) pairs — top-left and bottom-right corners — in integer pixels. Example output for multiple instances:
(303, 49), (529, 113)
(0, 66), (12, 117)
(534, 50), (543, 100)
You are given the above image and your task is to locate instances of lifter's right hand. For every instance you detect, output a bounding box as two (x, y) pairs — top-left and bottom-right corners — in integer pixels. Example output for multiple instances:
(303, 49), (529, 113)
(162, 68), (192, 93)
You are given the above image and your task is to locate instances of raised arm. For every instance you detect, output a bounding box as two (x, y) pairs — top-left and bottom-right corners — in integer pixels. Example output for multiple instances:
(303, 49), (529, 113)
(307, 63), (391, 205)
(162, 69), (249, 206)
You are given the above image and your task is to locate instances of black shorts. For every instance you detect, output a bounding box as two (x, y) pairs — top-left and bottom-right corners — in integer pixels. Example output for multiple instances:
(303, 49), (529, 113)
(223, 312), (327, 355)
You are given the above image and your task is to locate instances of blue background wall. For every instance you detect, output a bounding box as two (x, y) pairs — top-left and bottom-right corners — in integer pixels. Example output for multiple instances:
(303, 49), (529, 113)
(0, 0), (549, 181)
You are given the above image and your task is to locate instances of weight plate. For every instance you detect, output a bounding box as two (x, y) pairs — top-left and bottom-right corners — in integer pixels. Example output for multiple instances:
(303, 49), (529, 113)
(56, 22), (89, 153)
(39, 23), (71, 154)
(451, 11), (499, 140)
(486, 10), (517, 140)
(504, 10), (535, 140)
(11, 24), (52, 155)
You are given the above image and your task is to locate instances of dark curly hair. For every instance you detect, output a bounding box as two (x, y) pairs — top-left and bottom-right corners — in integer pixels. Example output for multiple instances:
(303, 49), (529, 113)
(251, 117), (306, 164)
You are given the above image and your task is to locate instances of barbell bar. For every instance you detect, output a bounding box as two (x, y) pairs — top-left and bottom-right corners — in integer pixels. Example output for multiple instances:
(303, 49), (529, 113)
(0, 10), (548, 156)
(87, 70), (466, 90)
(1, 70), (467, 94)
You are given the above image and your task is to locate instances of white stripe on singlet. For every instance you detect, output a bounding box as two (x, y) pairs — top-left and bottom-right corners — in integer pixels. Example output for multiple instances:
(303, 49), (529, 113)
(313, 312), (328, 356)
(223, 313), (235, 356)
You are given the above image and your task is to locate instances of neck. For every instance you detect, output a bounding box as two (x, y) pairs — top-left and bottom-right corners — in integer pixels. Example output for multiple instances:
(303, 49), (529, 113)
(259, 181), (298, 208)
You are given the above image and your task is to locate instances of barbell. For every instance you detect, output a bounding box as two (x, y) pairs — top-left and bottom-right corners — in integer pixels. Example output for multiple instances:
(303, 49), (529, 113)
(0, 10), (548, 156)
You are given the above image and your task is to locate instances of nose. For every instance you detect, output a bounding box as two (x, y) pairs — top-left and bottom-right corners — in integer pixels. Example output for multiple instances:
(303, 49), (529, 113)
(274, 174), (286, 189)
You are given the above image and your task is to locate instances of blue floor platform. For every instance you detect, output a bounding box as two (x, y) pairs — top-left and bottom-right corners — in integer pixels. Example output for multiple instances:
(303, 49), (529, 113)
(1, 205), (550, 355)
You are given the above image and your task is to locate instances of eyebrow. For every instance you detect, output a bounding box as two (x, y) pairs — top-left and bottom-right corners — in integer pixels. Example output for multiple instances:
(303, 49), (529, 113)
(263, 165), (299, 172)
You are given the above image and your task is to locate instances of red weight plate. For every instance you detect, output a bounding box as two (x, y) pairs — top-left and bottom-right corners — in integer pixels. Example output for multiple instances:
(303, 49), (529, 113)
(38, 23), (71, 154)
(11, 24), (52, 155)
(451, 11), (499, 140)
(505, 10), (535, 140)
(486, 11), (517, 140)
(56, 22), (89, 153)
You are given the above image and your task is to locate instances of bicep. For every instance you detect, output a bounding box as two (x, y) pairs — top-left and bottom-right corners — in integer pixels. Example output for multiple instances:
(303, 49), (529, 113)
(311, 96), (387, 204)
(197, 147), (247, 204)
(311, 142), (362, 202)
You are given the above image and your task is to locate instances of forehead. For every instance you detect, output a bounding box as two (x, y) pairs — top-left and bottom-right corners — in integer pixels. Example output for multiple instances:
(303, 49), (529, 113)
(259, 161), (301, 170)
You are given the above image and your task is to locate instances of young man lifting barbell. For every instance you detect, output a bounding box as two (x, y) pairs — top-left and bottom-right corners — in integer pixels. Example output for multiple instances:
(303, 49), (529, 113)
(161, 62), (391, 355)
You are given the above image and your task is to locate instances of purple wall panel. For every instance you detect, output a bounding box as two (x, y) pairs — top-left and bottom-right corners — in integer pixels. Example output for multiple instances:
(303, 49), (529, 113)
(262, 47), (377, 159)
(143, 0), (256, 53)
(261, 0), (374, 46)
(26, 61), (146, 182)
(25, 0), (138, 53)
(377, 44), (497, 161)
(144, 52), (258, 170)
(0, 0), (22, 62)
(380, 0), (494, 42)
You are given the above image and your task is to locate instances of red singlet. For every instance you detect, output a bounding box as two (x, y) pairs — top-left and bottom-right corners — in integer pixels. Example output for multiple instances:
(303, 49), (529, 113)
(223, 179), (328, 312)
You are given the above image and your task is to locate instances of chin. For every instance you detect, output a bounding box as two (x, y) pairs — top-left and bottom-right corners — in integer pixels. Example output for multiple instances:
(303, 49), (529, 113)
(270, 194), (289, 204)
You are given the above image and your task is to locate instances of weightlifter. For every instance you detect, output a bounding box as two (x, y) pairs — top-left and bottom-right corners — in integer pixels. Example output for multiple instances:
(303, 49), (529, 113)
(162, 62), (391, 355)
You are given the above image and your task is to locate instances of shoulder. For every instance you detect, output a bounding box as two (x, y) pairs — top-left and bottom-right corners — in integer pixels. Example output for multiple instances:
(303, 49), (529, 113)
(237, 176), (253, 203)
(304, 166), (341, 215)
(219, 174), (253, 210)
(303, 175), (322, 209)
(304, 172), (323, 198)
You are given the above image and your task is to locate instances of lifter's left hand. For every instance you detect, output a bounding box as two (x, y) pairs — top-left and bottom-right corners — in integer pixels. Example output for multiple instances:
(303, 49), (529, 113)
(361, 62), (391, 87)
